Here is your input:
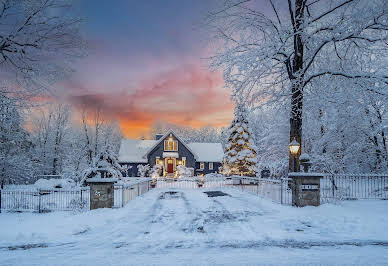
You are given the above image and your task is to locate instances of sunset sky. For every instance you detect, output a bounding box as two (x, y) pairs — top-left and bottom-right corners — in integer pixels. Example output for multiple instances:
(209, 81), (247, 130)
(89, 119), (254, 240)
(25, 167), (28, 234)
(56, 0), (235, 138)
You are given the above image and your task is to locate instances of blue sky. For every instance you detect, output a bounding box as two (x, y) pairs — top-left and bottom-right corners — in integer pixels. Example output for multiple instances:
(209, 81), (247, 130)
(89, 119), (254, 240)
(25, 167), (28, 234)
(63, 1), (233, 137)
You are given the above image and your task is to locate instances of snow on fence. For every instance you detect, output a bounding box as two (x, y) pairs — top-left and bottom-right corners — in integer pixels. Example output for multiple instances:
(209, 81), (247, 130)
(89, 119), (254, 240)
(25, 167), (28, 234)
(321, 174), (388, 202)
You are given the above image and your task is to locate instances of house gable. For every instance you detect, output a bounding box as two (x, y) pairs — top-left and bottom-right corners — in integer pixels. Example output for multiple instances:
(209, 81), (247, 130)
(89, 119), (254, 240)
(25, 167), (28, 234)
(146, 131), (196, 170)
(143, 130), (198, 160)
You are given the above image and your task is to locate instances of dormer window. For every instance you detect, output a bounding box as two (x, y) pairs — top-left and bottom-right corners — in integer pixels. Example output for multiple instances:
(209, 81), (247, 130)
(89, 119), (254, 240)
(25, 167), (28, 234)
(164, 136), (178, 151)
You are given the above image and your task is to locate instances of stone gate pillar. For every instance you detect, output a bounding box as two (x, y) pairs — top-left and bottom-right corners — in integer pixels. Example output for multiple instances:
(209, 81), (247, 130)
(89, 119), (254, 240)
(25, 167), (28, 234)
(289, 173), (323, 207)
(86, 178), (117, 210)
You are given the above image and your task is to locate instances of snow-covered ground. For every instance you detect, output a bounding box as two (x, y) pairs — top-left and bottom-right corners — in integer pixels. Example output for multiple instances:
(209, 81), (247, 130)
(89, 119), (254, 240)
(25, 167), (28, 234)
(1, 188), (388, 265)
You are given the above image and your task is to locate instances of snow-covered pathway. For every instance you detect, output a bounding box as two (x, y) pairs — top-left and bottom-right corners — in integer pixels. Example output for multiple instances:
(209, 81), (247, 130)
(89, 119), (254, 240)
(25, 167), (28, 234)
(1, 188), (388, 265)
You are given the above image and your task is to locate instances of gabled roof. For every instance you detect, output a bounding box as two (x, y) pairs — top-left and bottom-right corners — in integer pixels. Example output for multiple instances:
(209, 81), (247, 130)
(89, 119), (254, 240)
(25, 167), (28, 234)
(118, 139), (156, 163)
(187, 142), (223, 162)
(118, 130), (224, 163)
(143, 130), (198, 160)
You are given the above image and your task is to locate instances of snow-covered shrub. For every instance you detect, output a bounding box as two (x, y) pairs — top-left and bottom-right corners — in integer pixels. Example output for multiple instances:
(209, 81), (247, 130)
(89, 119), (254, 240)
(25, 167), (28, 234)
(80, 148), (124, 185)
(35, 178), (75, 190)
(151, 164), (163, 178)
(137, 164), (151, 177)
(176, 165), (193, 177)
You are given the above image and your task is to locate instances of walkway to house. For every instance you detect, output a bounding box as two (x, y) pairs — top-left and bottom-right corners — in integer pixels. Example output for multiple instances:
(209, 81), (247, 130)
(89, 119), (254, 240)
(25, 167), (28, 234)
(1, 188), (388, 265)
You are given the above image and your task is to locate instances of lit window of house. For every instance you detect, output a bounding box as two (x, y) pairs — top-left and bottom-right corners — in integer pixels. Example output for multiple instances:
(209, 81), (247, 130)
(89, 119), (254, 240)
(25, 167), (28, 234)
(164, 137), (178, 151)
(200, 162), (204, 170)
(209, 162), (213, 170)
(156, 157), (160, 165)
(182, 157), (186, 166)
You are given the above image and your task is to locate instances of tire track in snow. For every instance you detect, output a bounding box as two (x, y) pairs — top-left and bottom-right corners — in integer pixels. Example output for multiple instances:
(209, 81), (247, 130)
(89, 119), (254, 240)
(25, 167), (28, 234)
(133, 191), (196, 242)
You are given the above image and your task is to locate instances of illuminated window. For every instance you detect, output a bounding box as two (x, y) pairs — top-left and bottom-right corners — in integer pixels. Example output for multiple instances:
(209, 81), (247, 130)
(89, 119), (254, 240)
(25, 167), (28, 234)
(182, 157), (186, 166)
(164, 138), (178, 151)
(209, 162), (213, 170)
(200, 162), (204, 170)
(156, 157), (160, 165)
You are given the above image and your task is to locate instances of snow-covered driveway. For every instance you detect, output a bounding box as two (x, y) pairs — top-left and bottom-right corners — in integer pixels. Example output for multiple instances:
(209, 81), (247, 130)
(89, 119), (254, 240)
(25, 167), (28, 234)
(1, 188), (388, 265)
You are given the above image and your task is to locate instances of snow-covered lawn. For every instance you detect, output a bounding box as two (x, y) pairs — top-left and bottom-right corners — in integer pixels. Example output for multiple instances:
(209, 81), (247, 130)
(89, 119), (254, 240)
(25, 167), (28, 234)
(1, 188), (388, 265)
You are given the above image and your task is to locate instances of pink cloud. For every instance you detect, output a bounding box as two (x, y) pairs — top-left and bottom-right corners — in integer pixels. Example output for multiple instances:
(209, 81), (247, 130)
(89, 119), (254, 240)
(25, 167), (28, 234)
(67, 64), (233, 137)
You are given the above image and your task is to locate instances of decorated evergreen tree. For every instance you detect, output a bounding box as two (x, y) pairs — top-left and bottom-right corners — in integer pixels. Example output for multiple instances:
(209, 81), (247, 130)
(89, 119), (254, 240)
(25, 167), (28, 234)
(223, 104), (258, 176)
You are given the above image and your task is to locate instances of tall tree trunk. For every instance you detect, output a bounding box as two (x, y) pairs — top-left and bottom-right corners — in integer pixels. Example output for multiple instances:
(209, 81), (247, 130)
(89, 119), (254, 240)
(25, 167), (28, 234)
(82, 112), (93, 165)
(288, 0), (305, 171)
(319, 108), (326, 153)
(52, 125), (60, 175)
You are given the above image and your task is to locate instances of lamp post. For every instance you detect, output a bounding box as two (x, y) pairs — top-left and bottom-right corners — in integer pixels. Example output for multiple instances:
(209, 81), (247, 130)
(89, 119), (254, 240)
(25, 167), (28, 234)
(289, 138), (300, 172)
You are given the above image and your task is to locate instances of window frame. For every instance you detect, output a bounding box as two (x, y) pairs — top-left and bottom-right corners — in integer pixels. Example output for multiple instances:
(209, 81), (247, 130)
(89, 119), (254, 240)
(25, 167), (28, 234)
(199, 162), (205, 170)
(164, 139), (178, 151)
(209, 162), (213, 170)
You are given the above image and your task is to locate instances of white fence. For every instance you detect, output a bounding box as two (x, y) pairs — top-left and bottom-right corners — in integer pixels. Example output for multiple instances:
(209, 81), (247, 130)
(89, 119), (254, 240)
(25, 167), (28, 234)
(320, 174), (388, 202)
(155, 176), (292, 205)
(116, 180), (152, 207)
(2, 174), (385, 212)
(0, 179), (152, 213)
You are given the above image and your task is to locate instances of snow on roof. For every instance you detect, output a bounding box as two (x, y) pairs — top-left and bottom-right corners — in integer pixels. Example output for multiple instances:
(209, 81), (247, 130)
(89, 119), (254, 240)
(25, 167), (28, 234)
(187, 142), (224, 162)
(118, 139), (157, 163)
(118, 138), (224, 163)
(143, 129), (198, 160)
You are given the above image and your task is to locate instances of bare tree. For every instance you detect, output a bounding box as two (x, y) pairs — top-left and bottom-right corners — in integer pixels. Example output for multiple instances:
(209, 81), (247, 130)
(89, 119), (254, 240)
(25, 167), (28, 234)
(206, 0), (388, 170)
(51, 104), (70, 175)
(0, 0), (85, 98)
(81, 107), (93, 165)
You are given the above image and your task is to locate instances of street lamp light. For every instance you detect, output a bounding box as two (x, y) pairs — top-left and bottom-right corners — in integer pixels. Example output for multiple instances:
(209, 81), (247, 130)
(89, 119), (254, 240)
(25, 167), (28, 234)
(289, 138), (300, 172)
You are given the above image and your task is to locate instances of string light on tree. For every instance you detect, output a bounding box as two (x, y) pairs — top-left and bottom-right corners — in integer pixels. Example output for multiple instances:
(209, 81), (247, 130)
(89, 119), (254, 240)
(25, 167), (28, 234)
(222, 103), (258, 177)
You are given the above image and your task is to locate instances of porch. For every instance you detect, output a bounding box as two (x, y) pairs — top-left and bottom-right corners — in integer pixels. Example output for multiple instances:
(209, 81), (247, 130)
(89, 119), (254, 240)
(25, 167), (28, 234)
(156, 152), (187, 177)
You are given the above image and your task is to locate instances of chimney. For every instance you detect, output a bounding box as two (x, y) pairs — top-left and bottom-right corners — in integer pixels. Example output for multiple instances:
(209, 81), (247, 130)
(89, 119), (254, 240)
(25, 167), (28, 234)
(155, 133), (163, 140)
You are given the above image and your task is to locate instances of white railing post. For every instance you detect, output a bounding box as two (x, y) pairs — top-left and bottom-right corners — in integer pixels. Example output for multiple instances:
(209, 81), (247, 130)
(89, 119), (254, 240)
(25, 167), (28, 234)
(122, 185), (124, 207)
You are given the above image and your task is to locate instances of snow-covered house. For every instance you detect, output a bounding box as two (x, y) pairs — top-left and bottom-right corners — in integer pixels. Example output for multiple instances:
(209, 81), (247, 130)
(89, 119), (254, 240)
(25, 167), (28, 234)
(118, 130), (223, 177)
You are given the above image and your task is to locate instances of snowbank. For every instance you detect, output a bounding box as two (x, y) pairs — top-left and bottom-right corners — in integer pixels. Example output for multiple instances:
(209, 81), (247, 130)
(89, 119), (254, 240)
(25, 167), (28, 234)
(34, 178), (75, 190)
(1, 189), (388, 265)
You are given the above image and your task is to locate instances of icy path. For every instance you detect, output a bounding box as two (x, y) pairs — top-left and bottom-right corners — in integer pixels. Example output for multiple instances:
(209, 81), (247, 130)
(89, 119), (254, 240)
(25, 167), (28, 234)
(1, 188), (388, 265)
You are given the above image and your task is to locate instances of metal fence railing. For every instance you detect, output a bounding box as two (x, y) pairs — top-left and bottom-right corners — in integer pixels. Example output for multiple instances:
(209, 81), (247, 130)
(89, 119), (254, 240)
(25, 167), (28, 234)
(0, 188), (90, 213)
(226, 176), (292, 205)
(321, 174), (388, 202)
(2, 174), (385, 212)
(0, 179), (153, 213)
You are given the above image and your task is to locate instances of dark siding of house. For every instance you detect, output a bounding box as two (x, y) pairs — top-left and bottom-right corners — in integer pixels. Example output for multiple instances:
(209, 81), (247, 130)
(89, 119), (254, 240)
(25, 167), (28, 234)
(120, 163), (147, 177)
(147, 133), (195, 169)
(195, 162), (222, 175)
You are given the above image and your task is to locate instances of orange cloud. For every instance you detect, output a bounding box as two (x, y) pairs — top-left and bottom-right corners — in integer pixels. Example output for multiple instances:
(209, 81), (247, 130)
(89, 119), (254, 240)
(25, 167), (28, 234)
(67, 64), (233, 138)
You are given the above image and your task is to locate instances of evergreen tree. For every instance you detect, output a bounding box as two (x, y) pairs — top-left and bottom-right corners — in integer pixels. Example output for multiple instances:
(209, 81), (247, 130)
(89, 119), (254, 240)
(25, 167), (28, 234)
(223, 104), (258, 176)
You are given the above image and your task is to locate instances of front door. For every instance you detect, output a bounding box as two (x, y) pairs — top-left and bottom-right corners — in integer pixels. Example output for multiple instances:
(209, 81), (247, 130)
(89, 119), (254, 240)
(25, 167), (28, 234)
(167, 159), (173, 173)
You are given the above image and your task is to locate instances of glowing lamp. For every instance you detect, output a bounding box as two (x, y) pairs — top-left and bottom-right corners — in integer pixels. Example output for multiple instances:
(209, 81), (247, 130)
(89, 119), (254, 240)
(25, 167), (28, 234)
(289, 138), (300, 155)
